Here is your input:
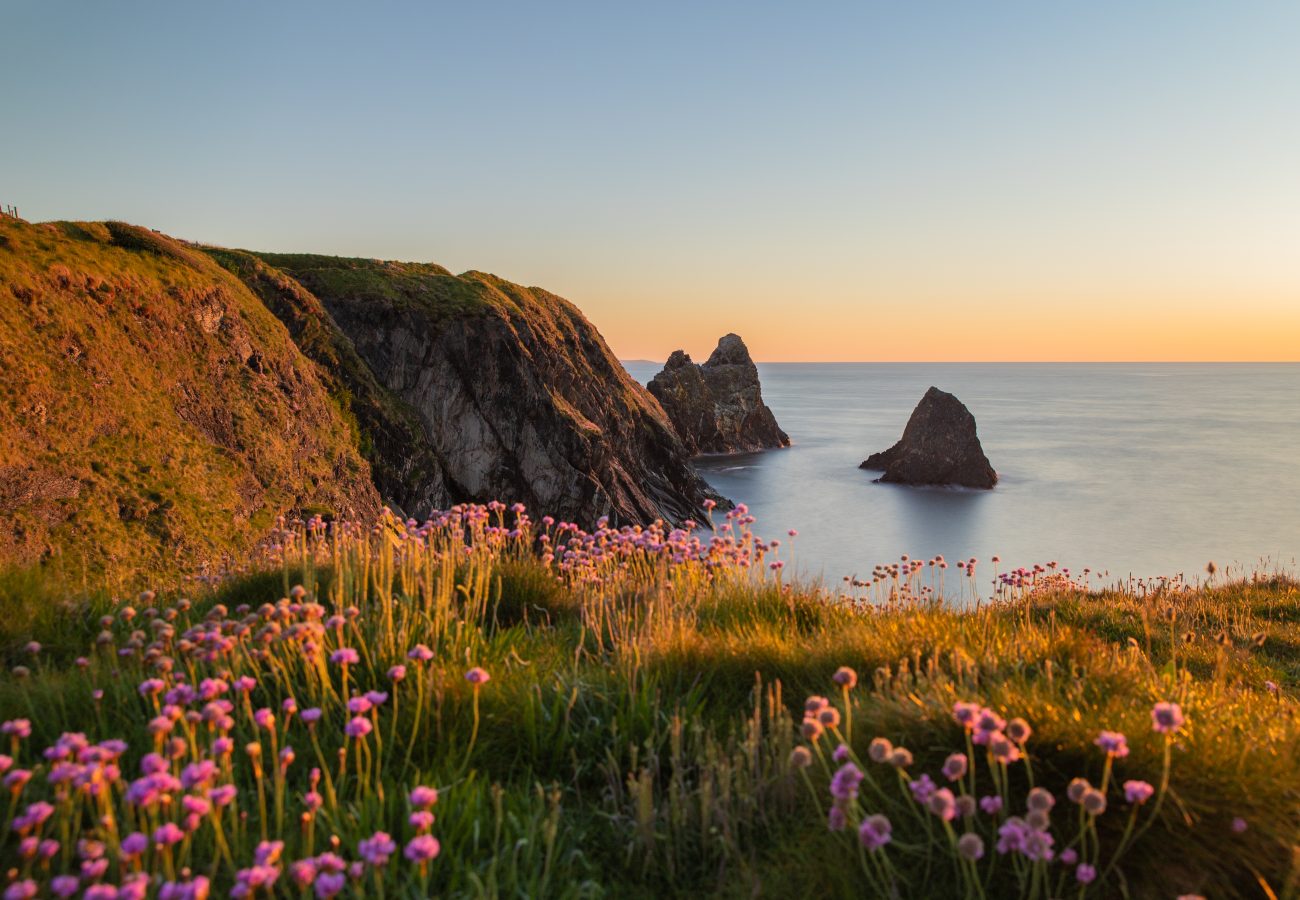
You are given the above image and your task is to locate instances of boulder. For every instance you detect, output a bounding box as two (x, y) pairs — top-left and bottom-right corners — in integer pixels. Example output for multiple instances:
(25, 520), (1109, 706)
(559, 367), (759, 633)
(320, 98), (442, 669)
(860, 387), (996, 488)
(647, 334), (789, 454)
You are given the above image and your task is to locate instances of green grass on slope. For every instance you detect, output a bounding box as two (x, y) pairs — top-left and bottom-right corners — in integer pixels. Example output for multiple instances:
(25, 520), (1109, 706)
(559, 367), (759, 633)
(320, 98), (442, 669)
(0, 218), (377, 585)
(0, 512), (1295, 899)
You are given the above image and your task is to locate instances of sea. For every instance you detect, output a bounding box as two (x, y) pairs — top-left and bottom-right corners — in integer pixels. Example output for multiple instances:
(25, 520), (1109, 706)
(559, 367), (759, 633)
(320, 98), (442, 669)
(621, 362), (1300, 587)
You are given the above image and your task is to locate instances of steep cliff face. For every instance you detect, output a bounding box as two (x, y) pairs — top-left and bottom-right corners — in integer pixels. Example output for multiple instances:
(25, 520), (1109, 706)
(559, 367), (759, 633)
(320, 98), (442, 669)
(250, 254), (720, 525)
(0, 219), (380, 578)
(860, 386), (997, 489)
(648, 333), (790, 454)
(207, 249), (448, 517)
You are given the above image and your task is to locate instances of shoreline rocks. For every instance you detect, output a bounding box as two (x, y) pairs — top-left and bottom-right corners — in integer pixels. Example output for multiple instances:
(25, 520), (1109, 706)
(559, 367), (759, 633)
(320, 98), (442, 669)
(860, 386), (996, 489)
(647, 333), (790, 455)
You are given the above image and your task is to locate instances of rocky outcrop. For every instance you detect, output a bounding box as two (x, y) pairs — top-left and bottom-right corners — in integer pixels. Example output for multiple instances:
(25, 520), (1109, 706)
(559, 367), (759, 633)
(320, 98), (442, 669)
(860, 387), (997, 488)
(249, 253), (722, 526)
(647, 334), (789, 455)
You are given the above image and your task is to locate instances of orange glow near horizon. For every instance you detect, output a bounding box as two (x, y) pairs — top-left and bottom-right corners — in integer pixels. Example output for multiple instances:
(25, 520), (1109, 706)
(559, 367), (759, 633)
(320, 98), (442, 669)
(582, 291), (1300, 364)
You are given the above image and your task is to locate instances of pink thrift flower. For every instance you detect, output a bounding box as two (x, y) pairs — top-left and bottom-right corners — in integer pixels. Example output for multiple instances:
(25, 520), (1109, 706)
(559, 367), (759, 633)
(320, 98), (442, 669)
(1123, 780), (1155, 804)
(404, 834), (441, 863)
(1151, 701), (1185, 734)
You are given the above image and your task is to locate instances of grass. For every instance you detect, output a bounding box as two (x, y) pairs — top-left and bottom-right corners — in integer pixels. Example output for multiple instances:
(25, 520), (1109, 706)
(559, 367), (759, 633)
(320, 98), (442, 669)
(0, 217), (377, 583)
(0, 505), (1296, 898)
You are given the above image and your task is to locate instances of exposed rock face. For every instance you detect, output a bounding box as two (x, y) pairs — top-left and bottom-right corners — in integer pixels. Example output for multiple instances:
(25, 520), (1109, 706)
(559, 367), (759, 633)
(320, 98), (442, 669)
(647, 334), (789, 455)
(250, 254), (722, 526)
(860, 387), (997, 489)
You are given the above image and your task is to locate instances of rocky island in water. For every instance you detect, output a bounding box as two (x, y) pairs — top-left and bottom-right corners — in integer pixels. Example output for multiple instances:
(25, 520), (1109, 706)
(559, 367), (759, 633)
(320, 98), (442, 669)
(647, 333), (789, 455)
(861, 386), (997, 489)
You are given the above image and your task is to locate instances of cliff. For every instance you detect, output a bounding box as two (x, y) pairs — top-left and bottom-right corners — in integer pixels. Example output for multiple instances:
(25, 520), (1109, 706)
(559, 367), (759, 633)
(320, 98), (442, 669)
(0, 218), (380, 578)
(647, 333), (790, 454)
(0, 219), (721, 581)
(246, 253), (720, 526)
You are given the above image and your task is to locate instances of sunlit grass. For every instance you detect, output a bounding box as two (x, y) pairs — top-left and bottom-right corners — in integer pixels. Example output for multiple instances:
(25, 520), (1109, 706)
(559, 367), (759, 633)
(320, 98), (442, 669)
(0, 505), (1296, 898)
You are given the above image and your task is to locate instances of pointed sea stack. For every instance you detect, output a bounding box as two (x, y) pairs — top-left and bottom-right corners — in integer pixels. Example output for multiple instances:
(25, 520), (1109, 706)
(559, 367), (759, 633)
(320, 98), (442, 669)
(860, 387), (997, 488)
(647, 333), (790, 455)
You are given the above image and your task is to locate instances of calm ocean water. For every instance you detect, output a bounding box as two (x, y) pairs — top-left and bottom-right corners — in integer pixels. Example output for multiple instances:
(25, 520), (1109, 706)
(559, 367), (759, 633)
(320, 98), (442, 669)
(623, 363), (1300, 585)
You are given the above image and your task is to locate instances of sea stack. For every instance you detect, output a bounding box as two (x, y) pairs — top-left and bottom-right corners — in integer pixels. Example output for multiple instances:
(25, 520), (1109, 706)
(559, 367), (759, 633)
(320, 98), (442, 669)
(647, 333), (790, 455)
(860, 387), (997, 489)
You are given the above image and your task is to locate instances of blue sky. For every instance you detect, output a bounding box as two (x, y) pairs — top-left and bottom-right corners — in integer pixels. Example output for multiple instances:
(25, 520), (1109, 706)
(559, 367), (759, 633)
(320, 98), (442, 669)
(4, 1), (1299, 360)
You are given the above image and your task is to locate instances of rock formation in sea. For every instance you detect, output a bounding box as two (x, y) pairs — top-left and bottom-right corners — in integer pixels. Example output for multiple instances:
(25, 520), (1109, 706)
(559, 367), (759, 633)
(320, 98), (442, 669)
(647, 333), (790, 455)
(860, 386), (997, 488)
(0, 216), (722, 579)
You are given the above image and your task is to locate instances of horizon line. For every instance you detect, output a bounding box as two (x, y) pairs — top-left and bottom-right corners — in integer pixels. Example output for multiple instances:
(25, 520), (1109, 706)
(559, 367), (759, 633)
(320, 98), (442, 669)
(621, 358), (1300, 365)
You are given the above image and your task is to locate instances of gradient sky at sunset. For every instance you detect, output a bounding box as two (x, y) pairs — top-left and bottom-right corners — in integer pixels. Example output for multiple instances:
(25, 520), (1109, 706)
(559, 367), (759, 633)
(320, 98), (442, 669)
(5, 1), (1299, 361)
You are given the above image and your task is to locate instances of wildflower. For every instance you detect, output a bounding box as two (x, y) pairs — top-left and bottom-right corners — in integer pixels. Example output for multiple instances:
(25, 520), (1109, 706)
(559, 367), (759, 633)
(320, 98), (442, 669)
(908, 774), (936, 804)
(832, 744), (852, 763)
(989, 732), (1021, 764)
(4, 881), (37, 900)
(957, 832), (985, 860)
(153, 822), (185, 846)
(889, 747), (913, 768)
(1026, 787), (1055, 812)
(315, 873), (346, 898)
(829, 762), (864, 803)
(1059, 847), (1078, 866)
(254, 708), (275, 730)
(1152, 701), (1185, 734)
(1067, 778), (1091, 803)
(1, 719), (31, 739)
(1123, 780), (1155, 804)
(941, 752), (967, 782)
(832, 666), (858, 688)
(1081, 787), (1107, 816)
(1232, 817), (1248, 834)
(407, 645), (434, 662)
(804, 696), (830, 715)
(50, 877), (80, 899)
(330, 648), (360, 666)
(800, 718), (825, 741)
(208, 784), (237, 807)
(827, 805), (847, 831)
(953, 702), (981, 728)
(867, 737), (893, 763)
(788, 746), (813, 769)
(409, 785), (439, 808)
(359, 831), (398, 866)
(465, 666), (490, 685)
(1006, 717), (1032, 743)
(1095, 730), (1130, 757)
(345, 716), (372, 739)
(301, 708), (323, 725)
(120, 831), (149, 858)
(409, 810), (435, 830)
(347, 696), (372, 714)
(817, 706), (841, 728)
(858, 814), (892, 851)
(404, 834), (441, 863)
(927, 787), (957, 821)
(1076, 863), (1097, 884)
(388, 665), (407, 682)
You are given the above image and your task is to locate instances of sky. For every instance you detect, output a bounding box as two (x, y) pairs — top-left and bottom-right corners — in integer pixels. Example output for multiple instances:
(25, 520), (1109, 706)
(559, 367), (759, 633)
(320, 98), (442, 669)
(4, 1), (1299, 361)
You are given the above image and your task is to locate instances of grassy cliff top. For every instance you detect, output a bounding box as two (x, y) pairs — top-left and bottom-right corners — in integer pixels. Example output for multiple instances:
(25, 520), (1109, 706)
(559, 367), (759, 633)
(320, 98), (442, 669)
(0, 218), (377, 586)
